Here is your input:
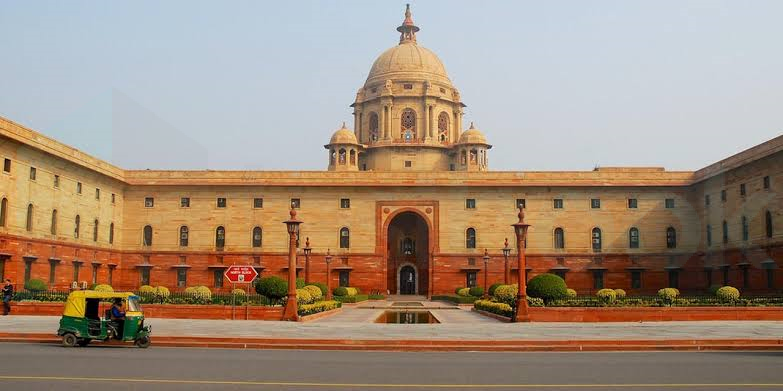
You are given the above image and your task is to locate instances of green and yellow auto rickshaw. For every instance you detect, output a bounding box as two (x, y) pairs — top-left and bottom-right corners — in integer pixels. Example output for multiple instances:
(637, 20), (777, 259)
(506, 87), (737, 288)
(57, 290), (151, 348)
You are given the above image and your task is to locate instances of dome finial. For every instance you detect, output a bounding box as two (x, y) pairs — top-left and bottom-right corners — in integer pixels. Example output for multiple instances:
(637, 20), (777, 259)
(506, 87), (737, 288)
(469, 121), (475, 129)
(341, 121), (347, 129)
(396, 4), (420, 44)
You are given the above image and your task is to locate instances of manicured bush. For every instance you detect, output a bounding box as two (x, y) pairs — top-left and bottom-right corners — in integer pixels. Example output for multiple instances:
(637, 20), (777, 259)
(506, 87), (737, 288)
(658, 288), (679, 304)
(296, 277), (306, 289)
(346, 287), (359, 296)
(194, 286), (212, 301)
(24, 278), (47, 292)
(139, 285), (156, 295)
(468, 286), (484, 297)
(457, 288), (471, 297)
(296, 288), (313, 305)
(155, 286), (170, 299)
(431, 295), (479, 304)
(255, 276), (288, 299)
(93, 284), (113, 292)
(455, 287), (464, 295)
(527, 297), (545, 307)
(565, 288), (577, 299)
(613, 289), (627, 299)
(303, 285), (323, 300)
(493, 284), (517, 305)
(526, 273), (568, 302)
(596, 288), (617, 304)
(716, 286), (740, 302)
(310, 282), (328, 297)
(474, 299), (513, 317)
(231, 288), (246, 296)
(298, 300), (341, 316)
(488, 283), (503, 296)
(333, 286), (349, 297)
(334, 294), (369, 303)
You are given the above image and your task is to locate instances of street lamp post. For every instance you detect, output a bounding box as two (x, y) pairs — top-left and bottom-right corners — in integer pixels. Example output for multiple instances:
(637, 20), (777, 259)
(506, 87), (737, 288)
(325, 249), (333, 300)
(282, 208), (302, 321)
(502, 238), (511, 285)
(303, 237), (312, 284)
(511, 207), (531, 322)
(482, 249), (490, 299)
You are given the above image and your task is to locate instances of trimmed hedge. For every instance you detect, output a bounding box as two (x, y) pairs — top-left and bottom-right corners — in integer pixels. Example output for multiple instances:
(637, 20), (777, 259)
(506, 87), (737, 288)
(334, 294), (369, 303)
(255, 276), (288, 299)
(657, 288), (679, 304)
(474, 299), (513, 317)
(298, 300), (341, 316)
(493, 284), (517, 305)
(468, 286), (484, 297)
(296, 288), (314, 305)
(368, 293), (386, 300)
(24, 278), (48, 292)
(231, 288), (246, 296)
(526, 273), (568, 302)
(93, 284), (113, 292)
(303, 285), (323, 300)
(432, 295), (479, 304)
(488, 283), (503, 296)
(333, 287), (359, 297)
(596, 288), (617, 304)
(457, 288), (471, 297)
(565, 288), (577, 299)
(139, 285), (156, 295)
(716, 286), (740, 302)
(613, 289), (627, 299)
(309, 282), (328, 297)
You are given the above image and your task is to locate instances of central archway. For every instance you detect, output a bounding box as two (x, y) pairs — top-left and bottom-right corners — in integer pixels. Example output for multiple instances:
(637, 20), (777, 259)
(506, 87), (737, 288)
(386, 211), (430, 295)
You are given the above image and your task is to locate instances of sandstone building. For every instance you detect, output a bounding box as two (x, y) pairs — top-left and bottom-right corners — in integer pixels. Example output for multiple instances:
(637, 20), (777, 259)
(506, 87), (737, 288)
(0, 6), (781, 297)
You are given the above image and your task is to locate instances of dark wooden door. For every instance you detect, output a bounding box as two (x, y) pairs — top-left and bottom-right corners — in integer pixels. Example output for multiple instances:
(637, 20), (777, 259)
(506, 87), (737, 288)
(400, 266), (416, 294)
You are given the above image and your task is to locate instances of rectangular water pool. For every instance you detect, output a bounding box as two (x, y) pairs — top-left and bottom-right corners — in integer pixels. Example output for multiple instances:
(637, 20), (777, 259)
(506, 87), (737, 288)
(375, 311), (439, 324)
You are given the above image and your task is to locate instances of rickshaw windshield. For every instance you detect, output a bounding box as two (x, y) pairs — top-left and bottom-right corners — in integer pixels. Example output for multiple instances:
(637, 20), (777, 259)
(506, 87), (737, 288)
(127, 296), (141, 312)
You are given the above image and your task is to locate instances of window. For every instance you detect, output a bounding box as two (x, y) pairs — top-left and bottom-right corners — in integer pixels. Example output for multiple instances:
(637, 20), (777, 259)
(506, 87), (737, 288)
(76, 182), (82, 194)
(767, 269), (775, 289)
(290, 198), (301, 209)
(722, 267), (729, 286)
(216, 226), (226, 248)
(253, 198), (263, 209)
(553, 269), (566, 281)
(553, 199), (563, 209)
(107, 266), (113, 285)
(339, 227), (350, 249)
(666, 227), (677, 249)
(766, 211), (773, 238)
(742, 216), (749, 241)
(111, 193), (115, 204)
(631, 271), (642, 289)
(72, 262), (81, 283)
(721, 189), (727, 202)
(665, 198), (675, 209)
(51, 210), (57, 235)
(91, 264), (98, 285)
(177, 268), (187, 288)
(466, 271), (477, 288)
(437, 112), (449, 143)
(93, 219), (98, 242)
(593, 270), (604, 289)
(53, 175), (59, 188)
(339, 270), (350, 287)
(140, 268), (150, 286)
(252, 227), (262, 247)
(554, 228), (565, 249)
(591, 228), (602, 252)
(49, 261), (57, 285)
(29, 167), (36, 180)
(181, 197), (190, 208)
(705, 269), (713, 288)
(74, 215), (80, 238)
(144, 197), (154, 208)
(24, 259), (32, 283)
(706, 225), (712, 246)
(109, 223), (114, 244)
(340, 198), (351, 209)
(25, 204), (33, 231)
(404, 160), (412, 168)
(628, 199), (637, 209)
(400, 108), (416, 141)
(763, 176), (770, 189)
(369, 112), (379, 142)
(514, 199), (526, 209)
(668, 270), (679, 289)
(465, 199), (476, 209)
(0, 198), (6, 227)
(466, 228), (476, 249)
(95, 188), (100, 200)
(217, 198), (227, 208)
(2, 158), (10, 173)
(179, 226), (189, 247)
(629, 227), (640, 249)
(591, 199), (601, 209)
(722, 220), (728, 244)
(403, 83), (413, 90)
(142, 225), (152, 246)
(213, 269), (224, 288)
(740, 184), (746, 197)
(705, 194), (710, 206)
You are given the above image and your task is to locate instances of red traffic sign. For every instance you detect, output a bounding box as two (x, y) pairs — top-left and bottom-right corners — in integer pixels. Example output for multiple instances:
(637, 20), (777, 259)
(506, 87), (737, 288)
(224, 265), (258, 284)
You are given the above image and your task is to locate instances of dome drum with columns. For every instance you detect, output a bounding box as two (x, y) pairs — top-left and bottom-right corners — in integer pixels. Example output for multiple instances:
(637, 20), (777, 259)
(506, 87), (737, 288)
(326, 4), (490, 172)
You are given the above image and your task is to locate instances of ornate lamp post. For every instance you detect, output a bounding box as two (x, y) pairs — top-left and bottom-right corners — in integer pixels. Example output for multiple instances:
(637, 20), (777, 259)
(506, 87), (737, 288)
(325, 249), (333, 300)
(282, 208), (302, 321)
(502, 238), (511, 285)
(303, 237), (312, 284)
(482, 249), (490, 299)
(511, 207), (531, 322)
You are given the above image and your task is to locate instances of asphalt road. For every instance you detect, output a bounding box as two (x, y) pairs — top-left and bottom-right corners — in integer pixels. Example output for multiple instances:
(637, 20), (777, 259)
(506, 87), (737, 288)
(0, 343), (781, 390)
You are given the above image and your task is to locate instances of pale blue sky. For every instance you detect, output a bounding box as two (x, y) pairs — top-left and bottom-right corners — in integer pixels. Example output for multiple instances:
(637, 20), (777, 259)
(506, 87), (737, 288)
(1, 0), (781, 171)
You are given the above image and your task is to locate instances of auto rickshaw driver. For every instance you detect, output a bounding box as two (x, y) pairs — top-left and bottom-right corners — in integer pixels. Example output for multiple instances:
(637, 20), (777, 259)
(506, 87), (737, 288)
(110, 298), (126, 339)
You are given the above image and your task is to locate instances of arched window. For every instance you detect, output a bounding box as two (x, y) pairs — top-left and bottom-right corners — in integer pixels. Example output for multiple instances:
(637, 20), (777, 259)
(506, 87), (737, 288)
(349, 149), (356, 165)
(93, 219), (99, 242)
(0, 198), (6, 227)
(109, 222), (114, 244)
(25, 204), (33, 231)
(466, 228), (476, 249)
(469, 149), (478, 163)
(74, 215), (81, 238)
(401, 109), (416, 141)
(766, 211), (773, 238)
(330, 149), (336, 165)
(339, 227), (350, 249)
(591, 228), (602, 252)
(722, 220), (728, 244)
(51, 210), (57, 235)
(629, 227), (640, 249)
(215, 226), (225, 248)
(369, 112), (379, 142)
(338, 148), (346, 164)
(460, 150), (467, 165)
(666, 227), (677, 249)
(179, 226), (189, 247)
(252, 227), (262, 248)
(554, 228), (565, 249)
(437, 112), (449, 143)
(142, 225), (152, 246)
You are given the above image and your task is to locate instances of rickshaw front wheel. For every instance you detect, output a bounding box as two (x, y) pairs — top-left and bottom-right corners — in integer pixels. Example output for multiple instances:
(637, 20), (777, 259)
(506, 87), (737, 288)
(62, 333), (77, 347)
(135, 335), (150, 348)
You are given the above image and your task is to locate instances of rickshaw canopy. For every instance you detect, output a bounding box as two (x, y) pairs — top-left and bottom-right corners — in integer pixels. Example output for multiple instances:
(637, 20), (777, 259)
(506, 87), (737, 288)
(62, 290), (137, 318)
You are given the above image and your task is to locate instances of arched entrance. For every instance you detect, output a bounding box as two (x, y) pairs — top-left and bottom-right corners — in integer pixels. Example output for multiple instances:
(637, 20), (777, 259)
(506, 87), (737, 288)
(386, 211), (430, 295)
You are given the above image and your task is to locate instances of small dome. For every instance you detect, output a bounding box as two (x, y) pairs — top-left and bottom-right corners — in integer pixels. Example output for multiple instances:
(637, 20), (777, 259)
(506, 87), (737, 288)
(329, 123), (358, 145)
(458, 122), (488, 145)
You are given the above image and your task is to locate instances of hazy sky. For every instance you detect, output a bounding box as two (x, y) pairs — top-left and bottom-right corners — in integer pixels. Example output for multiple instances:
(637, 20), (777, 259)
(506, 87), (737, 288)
(1, 1), (781, 171)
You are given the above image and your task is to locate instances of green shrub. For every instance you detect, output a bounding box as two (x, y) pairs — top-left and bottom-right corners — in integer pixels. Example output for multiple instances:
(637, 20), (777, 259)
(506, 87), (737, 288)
(526, 273), (568, 302)
(455, 287), (464, 294)
(333, 286), (348, 296)
(565, 288), (577, 299)
(474, 299), (513, 317)
(334, 294), (369, 303)
(488, 283), (503, 296)
(255, 276), (288, 299)
(658, 288), (679, 303)
(493, 284), (517, 305)
(457, 287), (471, 297)
(468, 286), (484, 297)
(303, 285), (323, 300)
(296, 277), (306, 289)
(708, 285), (722, 295)
(346, 287), (359, 296)
(298, 300), (341, 316)
(527, 297), (545, 307)
(296, 288), (313, 305)
(716, 286), (740, 302)
(139, 285), (156, 295)
(310, 282), (328, 297)
(194, 286), (212, 301)
(368, 293), (385, 300)
(596, 288), (617, 304)
(431, 295), (478, 304)
(231, 288), (246, 296)
(613, 289), (626, 299)
(24, 278), (47, 292)
(93, 284), (113, 292)
(155, 286), (170, 299)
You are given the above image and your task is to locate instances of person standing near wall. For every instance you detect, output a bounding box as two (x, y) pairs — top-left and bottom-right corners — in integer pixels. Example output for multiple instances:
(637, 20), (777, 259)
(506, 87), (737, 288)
(2, 279), (13, 315)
